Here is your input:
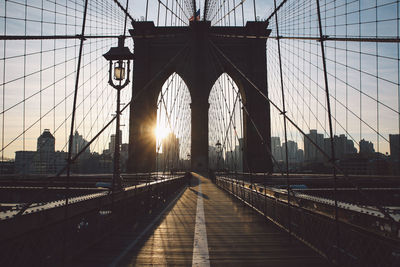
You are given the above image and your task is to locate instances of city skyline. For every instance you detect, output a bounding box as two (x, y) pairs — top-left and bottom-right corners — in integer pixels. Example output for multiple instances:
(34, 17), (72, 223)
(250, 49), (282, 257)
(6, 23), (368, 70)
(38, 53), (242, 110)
(271, 130), (400, 158)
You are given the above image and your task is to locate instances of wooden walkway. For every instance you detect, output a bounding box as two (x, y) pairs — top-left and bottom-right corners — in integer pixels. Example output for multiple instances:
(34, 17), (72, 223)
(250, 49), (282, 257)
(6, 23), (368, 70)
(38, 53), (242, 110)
(72, 173), (332, 266)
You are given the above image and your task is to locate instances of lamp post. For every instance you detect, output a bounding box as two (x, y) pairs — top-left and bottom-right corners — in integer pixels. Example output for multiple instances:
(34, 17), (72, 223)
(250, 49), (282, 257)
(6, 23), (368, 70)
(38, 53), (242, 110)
(103, 36), (134, 192)
(215, 140), (222, 172)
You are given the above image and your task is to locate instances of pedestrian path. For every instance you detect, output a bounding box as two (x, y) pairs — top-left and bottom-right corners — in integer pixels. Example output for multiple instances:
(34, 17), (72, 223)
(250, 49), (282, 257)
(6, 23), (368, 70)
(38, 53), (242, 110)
(73, 173), (332, 266)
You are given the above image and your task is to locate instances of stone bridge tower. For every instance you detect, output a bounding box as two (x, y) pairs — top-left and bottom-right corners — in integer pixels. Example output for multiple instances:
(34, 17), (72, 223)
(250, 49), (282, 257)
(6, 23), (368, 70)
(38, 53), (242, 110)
(128, 21), (272, 173)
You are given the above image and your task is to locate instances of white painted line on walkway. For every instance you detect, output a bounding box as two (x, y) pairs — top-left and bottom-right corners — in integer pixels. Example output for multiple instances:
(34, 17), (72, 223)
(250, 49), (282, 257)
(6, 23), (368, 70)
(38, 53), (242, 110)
(192, 181), (210, 267)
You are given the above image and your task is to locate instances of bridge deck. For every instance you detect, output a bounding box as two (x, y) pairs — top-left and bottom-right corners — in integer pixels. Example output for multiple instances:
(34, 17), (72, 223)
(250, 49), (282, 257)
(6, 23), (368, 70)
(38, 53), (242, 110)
(73, 173), (332, 266)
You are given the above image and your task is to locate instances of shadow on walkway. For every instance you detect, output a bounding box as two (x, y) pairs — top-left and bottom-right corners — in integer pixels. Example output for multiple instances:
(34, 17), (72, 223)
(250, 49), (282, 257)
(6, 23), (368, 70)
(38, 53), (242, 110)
(189, 187), (209, 199)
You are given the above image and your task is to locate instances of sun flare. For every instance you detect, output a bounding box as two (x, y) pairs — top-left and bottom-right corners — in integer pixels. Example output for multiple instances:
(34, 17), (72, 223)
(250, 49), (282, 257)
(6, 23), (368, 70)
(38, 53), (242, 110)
(154, 125), (170, 140)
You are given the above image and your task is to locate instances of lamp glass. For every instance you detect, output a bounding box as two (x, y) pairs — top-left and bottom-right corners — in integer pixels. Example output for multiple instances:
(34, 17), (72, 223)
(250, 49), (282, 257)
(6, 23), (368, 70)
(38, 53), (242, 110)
(114, 61), (125, 81)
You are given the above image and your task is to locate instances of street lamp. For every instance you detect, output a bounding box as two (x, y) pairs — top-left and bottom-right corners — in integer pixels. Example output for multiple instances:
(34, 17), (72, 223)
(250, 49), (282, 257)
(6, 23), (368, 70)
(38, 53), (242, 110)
(215, 140), (222, 172)
(103, 36), (134, 191)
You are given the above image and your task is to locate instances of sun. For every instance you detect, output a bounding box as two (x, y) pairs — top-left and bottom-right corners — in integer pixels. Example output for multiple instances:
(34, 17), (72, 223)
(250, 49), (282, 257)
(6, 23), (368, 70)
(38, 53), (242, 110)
(154, 125), (170, 140)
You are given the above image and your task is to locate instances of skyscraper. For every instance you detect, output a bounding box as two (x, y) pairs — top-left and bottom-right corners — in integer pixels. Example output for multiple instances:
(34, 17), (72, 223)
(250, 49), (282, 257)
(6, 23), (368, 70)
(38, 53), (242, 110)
(389, 134), (399, 174)
(389, 134), (399, 161)
(109, 130), (122, 155)
(72, 131), (90, 155)
(304, 130), (324, 162)
(162, 133), (180, 169)
(359, 139), (374, 154)
(37, 129), (55, 153)
(282, 140), (298, 162)
(209, 145), (218, 169)
(36, 129), (56, 174)
(271, 136), (282, 161)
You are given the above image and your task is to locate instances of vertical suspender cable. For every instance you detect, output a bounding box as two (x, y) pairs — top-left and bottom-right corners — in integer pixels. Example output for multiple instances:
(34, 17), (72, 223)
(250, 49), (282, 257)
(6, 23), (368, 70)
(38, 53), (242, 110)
(241, 0), (244, 26)
(157, 1), (161, 26)
(145, 0), (149, 20)
(53, 1), (57, 143)
(165, 0), (169, 25)
(223, 0), (226, 25)
(64, 0), (88, 262)
(227, 0), (231, 25)
(193, 0), (197, 20)
(253, 0), (257, 20)
(66, 0), (89, 205)
(23, 0), (27, 153)
(398, 0), (400, 165)
(375, 0), (380, 168)
(315, 0), (340, 263)
(273, 0), (291, 239)
(171, 0), (174, 25)
(1, 0), (6, 163)
(124, 0), (131, 36)
(204, 0), (208, 21)
(233, 0), (237, 26)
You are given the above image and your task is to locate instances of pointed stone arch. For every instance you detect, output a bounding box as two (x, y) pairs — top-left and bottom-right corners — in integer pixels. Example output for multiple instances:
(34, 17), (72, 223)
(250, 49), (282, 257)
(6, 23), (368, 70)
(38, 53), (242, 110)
(208, 73), (244, 171)
(155, 72), (191, 171)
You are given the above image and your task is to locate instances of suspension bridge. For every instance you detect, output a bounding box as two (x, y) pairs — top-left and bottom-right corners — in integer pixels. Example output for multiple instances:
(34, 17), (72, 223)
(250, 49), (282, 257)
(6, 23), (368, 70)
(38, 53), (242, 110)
(0, 0), (399, 266)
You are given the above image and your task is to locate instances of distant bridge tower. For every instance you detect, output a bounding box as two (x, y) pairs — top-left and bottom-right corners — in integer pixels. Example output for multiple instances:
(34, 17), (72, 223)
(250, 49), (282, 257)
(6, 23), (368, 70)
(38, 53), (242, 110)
(128, 21), (272, 173)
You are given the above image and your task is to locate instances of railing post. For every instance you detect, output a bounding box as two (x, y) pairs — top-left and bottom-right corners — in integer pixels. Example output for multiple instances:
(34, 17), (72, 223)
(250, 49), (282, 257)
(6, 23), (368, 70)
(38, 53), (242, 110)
(264, 184), (267, 217)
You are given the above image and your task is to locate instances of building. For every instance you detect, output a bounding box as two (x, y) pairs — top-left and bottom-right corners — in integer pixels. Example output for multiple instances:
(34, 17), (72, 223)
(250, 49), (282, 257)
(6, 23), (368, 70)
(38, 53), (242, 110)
(14, 129), (72, 175)
(72, 131), (90, 155)
(15, 129), (60, 175)
(121, 143), (129, 172)
(15, 150), (68, 175)
(304, 130), (324, 162)
(235, 138), (244, 172)
(209, 145), (218, 170)
(346, 139), (357, 154)
(359, 139), (374, 154)
(156, 152), (163, 171)
(36, 129), (56, 174)
(108, 130), (122, 156)
(225, 150), (235, 171)
(0, 160), (14, 174)
(340, 153), (391, 175)
(53, 151), (68, 174)
(282, 140), (298, 162)
(271, 137), (282, 161)
(37, 129), (55, 153)
(389, 134), (399, 160)
(389, 134), (399, 174)
(323, 134), (356, 161)
(296, 149), (304, 163)
(220, 139), (243, 172)
(271, 137), (304, 172)
(162, 133), (180, 170)
(14, 130), (109, 175)
(14, 151), (37, 175)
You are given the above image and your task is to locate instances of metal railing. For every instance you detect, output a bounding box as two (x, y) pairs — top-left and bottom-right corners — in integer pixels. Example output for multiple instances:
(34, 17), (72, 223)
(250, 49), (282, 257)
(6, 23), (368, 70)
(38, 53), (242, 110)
(0, 176), (186, 266)
(216, 176), (400, 267)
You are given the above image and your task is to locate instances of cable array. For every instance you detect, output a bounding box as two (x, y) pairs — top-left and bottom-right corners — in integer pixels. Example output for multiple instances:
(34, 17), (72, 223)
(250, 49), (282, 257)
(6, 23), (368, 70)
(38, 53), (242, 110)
(0, 0), (133, 175)
(266, 0), (399, 174)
